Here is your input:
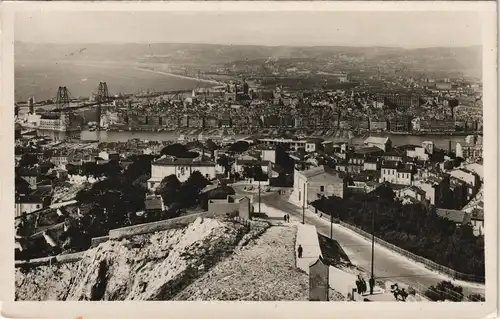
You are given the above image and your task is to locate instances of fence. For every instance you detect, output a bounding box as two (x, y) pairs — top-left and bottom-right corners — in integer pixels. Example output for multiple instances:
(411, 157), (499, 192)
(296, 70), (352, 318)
(338, 221), (484, 283)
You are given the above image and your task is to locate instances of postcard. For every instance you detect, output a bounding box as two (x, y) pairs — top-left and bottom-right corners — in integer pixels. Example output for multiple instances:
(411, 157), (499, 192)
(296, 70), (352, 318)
(0, 1), (497, 319)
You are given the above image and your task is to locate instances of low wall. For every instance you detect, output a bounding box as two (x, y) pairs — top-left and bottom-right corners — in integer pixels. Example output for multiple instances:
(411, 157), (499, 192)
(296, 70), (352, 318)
(15, 256), (56, 268)
(208, 202), (239, 215)
(108, 211), (229, 240)
(91, 235), (110, 247)
(15, 211), (233, 268)
(55, 251), (86, 264)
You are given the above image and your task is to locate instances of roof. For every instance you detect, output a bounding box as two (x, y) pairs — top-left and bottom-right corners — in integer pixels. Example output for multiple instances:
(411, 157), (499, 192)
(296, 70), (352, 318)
(470, 208), (484, 221)
(383, 150), (404, 157)
(381, 161), (399, 169)
(145, 197), (163, 211)
(354, 146), (384, 155)
(436, 209), (471, 224)
(398, 144), (420, 151)
(298, 165), (342, 183)
(16, 195), (43, 204)
(364, 158), (378, 164)
(17, 167), (40, 177)
(153, 157), (215, 167)
(397, 164), (414, 173)
(236, 159), (270, 166)
(364, 136), (390, 145)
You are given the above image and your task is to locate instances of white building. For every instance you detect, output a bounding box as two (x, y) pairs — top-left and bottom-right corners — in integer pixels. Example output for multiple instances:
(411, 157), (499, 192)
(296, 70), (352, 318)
(406, 146), (429, 161)
(261, 149), (276, 164)
(290, 166), (347, 206)
(363, 136), (392, 152)
(380, 162), (414, 185)
(147, 157), (216, 190)
(258, 138), (320, 152)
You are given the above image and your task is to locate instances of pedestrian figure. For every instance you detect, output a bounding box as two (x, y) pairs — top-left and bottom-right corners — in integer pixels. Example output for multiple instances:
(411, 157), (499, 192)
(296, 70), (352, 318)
(320, 213), (323, 218)
(287, 214), (290, 222)
(283, 214), (287, 222)
(369, 277), (375, 295)
(361, 278), (367, 295)
(297, 244), (303, 258)
(355, 278), (362, 295)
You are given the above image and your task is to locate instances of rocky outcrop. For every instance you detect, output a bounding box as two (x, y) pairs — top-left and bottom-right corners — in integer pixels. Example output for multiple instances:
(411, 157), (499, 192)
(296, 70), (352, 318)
(16, 217), (256, 301)
(174, 225), (310, 301)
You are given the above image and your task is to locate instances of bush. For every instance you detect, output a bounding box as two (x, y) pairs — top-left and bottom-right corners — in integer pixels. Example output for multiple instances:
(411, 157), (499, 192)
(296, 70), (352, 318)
(467, 293), (485, 302)
(424, 281), (464, 302)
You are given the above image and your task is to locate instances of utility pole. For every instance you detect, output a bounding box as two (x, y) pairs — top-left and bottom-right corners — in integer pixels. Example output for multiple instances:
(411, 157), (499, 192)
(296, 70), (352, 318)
(302, 181), (306, 224)
(330, 212), (333, 239)
(258, 179), (261, 214)
(370, 207), (375, 295)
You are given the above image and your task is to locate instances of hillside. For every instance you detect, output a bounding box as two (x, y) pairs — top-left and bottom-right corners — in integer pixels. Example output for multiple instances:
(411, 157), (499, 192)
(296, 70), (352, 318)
(15, 42), (481, 77)
(15, 217), (311, 301)
(175, 225), (309, 301)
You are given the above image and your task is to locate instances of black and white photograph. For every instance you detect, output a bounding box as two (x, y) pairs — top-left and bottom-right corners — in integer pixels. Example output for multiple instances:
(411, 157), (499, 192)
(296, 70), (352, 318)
(3, 2), (497, 314)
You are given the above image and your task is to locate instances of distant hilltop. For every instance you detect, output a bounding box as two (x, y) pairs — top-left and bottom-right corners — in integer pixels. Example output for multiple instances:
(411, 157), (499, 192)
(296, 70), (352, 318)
(15, 42), (481, 78)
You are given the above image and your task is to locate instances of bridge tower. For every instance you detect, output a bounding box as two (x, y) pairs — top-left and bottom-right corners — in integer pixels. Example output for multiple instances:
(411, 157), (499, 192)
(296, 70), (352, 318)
(55, 86), (72, 130)
(95, 82), (110, 130)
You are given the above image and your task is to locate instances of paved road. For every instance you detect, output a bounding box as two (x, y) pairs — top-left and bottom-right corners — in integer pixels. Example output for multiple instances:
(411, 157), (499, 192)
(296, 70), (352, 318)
(259, 193), (485, 297)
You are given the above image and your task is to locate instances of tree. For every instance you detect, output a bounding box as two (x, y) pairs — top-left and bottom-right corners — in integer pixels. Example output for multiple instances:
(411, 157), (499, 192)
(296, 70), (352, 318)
(176, 171), (210, 208)
(242, 165), (267, 181)
(228, 141), (250, 153)
(200, 186), (235, 210)
(160, 144), (198, 158)
(102, 160), (122, 178)
(19, 153), (38, 167)
(206, 139), (219, 151)
(124, 154), (154, 181)
(81, 162), (100, 178)
(185, 171), (210, 192)
(66, 163), (80, 175)
(275, 145), (295, 173)
(156, 174), (181, 207)
(216, 154), (234, 175)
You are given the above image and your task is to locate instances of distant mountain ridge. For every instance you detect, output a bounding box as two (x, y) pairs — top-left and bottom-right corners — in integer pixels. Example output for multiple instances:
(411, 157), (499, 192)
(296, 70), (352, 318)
(15, 42), (482, 78)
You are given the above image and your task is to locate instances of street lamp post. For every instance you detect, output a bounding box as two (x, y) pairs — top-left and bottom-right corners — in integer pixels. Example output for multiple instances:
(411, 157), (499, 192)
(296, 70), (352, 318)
(258, 179), (261, 214)
(302, 181), (307, 224)
(330, 213), (333, 239)
(370, 207), (375, 295)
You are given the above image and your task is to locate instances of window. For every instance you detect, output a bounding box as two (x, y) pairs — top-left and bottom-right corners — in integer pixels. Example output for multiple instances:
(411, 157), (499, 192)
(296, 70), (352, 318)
(320, 186), (325, 192)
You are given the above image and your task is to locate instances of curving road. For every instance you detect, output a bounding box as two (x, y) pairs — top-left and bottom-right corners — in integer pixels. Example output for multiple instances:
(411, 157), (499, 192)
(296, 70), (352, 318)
(257, 192), (485, 297)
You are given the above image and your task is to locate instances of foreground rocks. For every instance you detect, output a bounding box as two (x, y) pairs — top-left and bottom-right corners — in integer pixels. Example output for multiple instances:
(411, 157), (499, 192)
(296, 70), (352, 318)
(16, 217), (314, 301)
(16, 217), (255, 301)
(175, 225), (309, 301)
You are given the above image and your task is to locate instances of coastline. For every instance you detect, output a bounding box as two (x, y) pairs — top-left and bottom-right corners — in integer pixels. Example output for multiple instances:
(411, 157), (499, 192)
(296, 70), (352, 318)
(134, 67), (223, 86)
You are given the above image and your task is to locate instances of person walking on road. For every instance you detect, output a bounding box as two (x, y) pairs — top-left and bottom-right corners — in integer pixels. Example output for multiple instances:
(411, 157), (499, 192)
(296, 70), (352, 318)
(361, 278), (367, 295)
(283, 214), (287, 222)
(286, 214), (290, 223)
(297, 244), (303, 258)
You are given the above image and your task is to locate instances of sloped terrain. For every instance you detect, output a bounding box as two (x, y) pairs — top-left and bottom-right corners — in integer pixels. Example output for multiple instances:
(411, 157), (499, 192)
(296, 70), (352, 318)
(175, 225), (309, 301)
(16, 217), (317, 301)
(16, 217), (258, 301)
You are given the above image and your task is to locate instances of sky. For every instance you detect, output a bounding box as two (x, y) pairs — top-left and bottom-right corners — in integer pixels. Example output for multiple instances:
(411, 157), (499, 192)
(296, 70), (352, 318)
(15, 11), (482, 48)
